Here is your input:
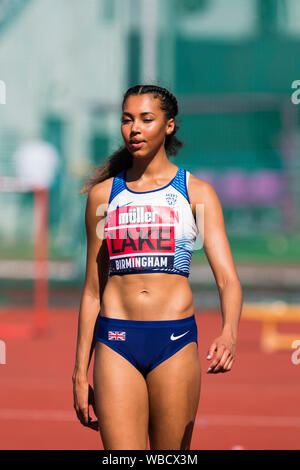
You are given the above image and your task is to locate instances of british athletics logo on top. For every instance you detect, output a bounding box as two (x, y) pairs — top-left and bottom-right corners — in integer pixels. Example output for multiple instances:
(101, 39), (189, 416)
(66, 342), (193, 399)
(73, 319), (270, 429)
(104, 204), (177, 273)
(108, 331), (126, 341)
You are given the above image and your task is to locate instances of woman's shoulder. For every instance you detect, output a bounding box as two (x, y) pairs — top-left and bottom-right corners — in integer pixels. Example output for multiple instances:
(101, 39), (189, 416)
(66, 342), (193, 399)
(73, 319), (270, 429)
(188, 171), (215, 192)
(87, 176), (115, 208)
(187, 171), (220, 205)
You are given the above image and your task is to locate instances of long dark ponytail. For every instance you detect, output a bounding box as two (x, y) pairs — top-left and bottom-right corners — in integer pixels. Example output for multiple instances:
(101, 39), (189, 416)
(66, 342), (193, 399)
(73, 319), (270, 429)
(80, 84), (184, 194)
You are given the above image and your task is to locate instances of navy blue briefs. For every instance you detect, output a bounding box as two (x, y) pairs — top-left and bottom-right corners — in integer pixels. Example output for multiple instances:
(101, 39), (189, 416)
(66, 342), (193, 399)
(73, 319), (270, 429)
(94, 314), (198, 378)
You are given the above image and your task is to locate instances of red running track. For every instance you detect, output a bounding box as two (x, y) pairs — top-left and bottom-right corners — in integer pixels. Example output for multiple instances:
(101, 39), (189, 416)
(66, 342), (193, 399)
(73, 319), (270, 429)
(0, 308), (299, 450)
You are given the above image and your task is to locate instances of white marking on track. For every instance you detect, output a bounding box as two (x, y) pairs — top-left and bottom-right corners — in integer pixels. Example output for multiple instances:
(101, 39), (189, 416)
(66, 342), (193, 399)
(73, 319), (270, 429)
(0, 409), (76, 421)
(0, 409), (299, 428)
(197, 415), (300, 428)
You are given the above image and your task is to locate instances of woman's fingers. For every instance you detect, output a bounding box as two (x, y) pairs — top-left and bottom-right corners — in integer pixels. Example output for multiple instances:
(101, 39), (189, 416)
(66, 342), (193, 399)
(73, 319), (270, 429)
(88, 385), (99, 431)
(79, 405), (89, 425)
(207, 343), (226, 372)
(221, 355), (234, 372)
(73, 400), (83, 423)
(77, 405), (98, 430)
(206, 342), (217, 361)
(221, 357), (234, 372)
(74, 401), (88, 425)
(86, 419), (99, 431)
(73, 380), (91, 427)
(88, 384), (98, 418)
(73, 386), (99, 431)
(207, 345), (232, 373)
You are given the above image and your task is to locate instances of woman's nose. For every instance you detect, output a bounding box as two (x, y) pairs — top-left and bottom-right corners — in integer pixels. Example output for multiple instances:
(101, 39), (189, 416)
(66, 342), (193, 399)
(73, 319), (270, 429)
(131, 120), (141, 133)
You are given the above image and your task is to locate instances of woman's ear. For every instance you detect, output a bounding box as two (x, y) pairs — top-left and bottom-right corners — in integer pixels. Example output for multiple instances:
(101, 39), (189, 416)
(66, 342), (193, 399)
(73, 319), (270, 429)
(166, 118), (175, 135)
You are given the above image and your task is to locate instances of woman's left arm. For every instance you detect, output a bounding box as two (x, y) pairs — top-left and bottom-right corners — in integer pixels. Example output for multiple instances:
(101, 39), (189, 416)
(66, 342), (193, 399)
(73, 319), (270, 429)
(190, 176), (243, 374)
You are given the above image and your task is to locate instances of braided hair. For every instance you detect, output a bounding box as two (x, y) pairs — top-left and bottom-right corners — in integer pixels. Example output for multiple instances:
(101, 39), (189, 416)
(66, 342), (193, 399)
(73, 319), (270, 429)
(80, 84), (184, 194)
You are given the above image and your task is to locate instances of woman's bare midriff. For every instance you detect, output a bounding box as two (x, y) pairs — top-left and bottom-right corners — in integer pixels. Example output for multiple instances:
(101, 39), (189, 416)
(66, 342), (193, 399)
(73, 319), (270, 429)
(100, 273), (195, 321)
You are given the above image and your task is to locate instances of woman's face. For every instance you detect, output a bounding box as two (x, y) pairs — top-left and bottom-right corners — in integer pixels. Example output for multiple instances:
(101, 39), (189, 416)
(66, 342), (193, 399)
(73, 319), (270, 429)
(121, 94), (174, 157)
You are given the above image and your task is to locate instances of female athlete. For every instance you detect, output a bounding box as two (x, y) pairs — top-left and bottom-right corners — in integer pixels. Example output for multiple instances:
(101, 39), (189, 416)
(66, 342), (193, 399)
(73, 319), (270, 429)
(72, 84), (243, 450)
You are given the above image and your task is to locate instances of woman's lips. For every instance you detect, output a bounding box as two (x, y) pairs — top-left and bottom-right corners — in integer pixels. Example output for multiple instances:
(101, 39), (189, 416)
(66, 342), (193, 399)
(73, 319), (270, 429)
(130, 141), (145, 149)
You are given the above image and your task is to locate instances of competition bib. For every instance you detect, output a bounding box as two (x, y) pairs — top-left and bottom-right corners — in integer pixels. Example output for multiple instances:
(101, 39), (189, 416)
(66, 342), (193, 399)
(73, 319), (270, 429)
(104, 205), (178, 274)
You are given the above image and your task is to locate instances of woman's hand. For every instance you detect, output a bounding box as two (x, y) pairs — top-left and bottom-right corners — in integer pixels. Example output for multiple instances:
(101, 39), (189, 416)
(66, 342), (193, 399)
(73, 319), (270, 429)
(72, 374), (99, 431)
(206, 330), (237, 374)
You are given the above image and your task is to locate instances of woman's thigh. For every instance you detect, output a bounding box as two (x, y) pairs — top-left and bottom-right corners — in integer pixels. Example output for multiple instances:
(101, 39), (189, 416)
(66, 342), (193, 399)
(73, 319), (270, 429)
(93, 342), (149, 450)
(146, 342), (201, 450)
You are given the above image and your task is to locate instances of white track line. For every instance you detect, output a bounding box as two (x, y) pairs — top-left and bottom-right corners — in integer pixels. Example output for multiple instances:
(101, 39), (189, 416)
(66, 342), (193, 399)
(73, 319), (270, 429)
(196, 415), (300, 428)
(0, 409), (77, 421)
(1, 409), (300, 428)
(1, 379), (299, 395)
(0, 378), (72, 389)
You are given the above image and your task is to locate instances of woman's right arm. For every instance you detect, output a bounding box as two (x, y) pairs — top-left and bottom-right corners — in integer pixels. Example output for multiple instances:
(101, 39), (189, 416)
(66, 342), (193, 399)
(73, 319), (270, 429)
(72, 182), (109, 428)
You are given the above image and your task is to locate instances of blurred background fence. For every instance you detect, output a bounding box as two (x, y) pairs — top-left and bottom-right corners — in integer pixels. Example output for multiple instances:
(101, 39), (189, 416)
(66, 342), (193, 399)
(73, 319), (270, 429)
(0, 0), (300, 310)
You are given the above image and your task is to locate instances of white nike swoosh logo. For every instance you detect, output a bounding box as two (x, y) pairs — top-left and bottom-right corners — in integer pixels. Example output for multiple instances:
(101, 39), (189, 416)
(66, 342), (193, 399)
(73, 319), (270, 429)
(170, 331), (189, 341)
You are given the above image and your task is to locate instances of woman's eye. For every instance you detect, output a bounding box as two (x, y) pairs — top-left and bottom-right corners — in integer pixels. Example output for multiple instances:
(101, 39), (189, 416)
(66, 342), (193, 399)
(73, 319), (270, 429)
(121, 118), (153, 123)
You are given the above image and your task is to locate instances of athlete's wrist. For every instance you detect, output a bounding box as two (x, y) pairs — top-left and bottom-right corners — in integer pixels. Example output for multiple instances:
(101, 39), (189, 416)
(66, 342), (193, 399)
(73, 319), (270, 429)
(221, 323), (238, 340)
(72, 367), (88, 384)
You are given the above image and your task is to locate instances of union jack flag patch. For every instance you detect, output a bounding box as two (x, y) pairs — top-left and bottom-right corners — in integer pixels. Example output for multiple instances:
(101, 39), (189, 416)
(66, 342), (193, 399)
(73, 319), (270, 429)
(108, 331), (126, 341)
